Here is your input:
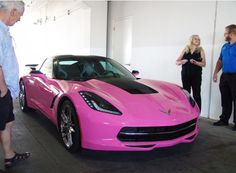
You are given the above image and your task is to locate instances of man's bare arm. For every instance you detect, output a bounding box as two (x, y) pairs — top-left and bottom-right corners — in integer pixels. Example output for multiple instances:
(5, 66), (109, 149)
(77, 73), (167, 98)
(0, 66), (8, 97)
(213, 59), (222, 82)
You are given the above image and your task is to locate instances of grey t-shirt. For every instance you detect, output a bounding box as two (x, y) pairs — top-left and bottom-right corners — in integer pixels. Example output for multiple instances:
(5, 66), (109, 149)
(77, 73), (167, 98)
(0, 20), (19, 99)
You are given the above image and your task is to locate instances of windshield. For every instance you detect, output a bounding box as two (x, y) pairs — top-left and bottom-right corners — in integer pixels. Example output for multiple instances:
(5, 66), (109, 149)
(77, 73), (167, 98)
(54, 57), (136, 81)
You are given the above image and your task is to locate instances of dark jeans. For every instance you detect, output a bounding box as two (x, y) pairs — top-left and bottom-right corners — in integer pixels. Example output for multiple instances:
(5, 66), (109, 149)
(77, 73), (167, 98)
(219, 73), (236, 123)
(181, 73), (202, 110)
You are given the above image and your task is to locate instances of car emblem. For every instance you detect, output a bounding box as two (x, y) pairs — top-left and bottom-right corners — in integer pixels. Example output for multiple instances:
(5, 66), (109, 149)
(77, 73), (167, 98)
(160, 109), (171, 115)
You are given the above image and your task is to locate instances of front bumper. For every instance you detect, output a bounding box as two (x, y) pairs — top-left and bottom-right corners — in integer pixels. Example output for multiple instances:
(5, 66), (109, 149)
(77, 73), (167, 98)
(81, 115), (199, 151)
(117, 118), (197, 142)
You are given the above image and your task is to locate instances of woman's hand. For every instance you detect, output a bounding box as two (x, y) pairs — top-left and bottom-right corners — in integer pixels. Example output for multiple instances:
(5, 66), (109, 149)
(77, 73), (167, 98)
(176, 59), (188, 65)
(190, 59), (197, 64)
(190, 59), (202, 66)
(181, 59), (188, 64)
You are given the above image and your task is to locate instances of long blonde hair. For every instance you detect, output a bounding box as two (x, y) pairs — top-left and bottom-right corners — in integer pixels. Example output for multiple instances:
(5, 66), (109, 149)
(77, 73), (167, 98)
(185, 35), (202, 53)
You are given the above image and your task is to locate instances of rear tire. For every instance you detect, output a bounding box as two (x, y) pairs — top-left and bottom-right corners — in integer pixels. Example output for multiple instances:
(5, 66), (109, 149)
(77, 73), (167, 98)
(58, 100), (81, 152)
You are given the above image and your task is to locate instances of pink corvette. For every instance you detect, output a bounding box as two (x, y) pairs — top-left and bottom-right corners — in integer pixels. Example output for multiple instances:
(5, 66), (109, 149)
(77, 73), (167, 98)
(19, 55), (200, 152)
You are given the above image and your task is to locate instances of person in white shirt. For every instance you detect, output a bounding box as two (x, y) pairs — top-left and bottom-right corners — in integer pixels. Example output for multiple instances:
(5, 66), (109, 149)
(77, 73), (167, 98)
(0, 1), (30, 168)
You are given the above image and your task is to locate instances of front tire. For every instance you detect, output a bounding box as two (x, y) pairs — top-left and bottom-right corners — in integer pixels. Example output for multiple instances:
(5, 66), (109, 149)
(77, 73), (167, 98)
(58, 100), (81, 152)
(19, 80), (32, 112)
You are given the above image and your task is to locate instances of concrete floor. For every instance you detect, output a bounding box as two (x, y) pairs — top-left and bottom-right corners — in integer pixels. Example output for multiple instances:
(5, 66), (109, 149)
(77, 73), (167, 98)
(0, 102), (236, 173)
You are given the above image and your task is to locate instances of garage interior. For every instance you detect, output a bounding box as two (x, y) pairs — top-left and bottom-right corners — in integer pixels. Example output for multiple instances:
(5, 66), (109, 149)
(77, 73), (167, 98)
(1, 0), (236, 172)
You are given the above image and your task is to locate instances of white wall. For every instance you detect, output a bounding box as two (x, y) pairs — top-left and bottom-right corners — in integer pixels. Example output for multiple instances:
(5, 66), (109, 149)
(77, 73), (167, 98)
(11, 8), (46, 74)
(85, 1), (107, 56)
(43, 1), (91, 57)
(11, 1), (107, 74)
(107, 1), (236, 121)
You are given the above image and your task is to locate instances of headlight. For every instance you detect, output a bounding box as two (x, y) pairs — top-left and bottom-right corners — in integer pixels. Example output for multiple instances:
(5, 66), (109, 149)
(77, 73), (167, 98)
(183, 90), (196, 107)
(79, 91), (122, 115)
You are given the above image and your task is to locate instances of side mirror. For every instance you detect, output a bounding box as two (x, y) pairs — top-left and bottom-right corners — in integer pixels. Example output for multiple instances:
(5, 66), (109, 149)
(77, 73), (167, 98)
(25, 64), (38, 71)
(132, 70), (139, 77)
(30, 70), (43, 74)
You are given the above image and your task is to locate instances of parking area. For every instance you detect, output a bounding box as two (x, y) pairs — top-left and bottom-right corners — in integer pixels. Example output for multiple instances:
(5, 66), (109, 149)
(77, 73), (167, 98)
(0, 101), (235, 173)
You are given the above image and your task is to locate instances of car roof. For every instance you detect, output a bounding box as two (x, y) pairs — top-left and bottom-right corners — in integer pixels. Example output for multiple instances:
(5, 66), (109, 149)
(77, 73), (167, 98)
(52, 55), (109, 61)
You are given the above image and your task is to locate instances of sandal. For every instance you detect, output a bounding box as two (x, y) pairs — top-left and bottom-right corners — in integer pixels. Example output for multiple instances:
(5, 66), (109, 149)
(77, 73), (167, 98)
(4, 152), (30, 168)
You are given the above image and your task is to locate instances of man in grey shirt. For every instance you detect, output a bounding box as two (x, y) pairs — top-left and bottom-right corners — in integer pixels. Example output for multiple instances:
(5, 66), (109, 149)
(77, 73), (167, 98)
(0, 1), (30, 168)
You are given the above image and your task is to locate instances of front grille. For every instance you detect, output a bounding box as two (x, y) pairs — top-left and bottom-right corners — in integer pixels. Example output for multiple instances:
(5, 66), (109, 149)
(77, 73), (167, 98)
(117, 118), (197, 142)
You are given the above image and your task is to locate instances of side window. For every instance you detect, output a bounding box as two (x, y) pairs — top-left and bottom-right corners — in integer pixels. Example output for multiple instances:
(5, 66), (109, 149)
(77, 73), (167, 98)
(40, 58), (53, 78)
(99, 61), (112, 70)
(99, 60), (123, 75)
(55, 60), (81, 80)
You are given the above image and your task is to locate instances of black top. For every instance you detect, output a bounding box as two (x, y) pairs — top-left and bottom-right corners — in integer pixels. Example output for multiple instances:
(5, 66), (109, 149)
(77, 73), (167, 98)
(182, 50), (202, 76)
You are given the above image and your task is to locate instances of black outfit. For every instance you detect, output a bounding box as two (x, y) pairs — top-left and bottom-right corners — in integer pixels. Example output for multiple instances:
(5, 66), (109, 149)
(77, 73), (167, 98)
(0, 90), (15, 130)
(181, 50), (202, 110)
(219, 73), (236, 124)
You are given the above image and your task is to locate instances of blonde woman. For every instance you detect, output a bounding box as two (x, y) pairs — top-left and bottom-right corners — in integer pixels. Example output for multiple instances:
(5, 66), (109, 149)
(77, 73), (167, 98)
(176, 35), (206, 110)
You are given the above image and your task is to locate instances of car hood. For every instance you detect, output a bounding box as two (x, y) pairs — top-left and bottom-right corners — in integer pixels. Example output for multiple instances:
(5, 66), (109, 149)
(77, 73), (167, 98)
(66, 78), (197, 125)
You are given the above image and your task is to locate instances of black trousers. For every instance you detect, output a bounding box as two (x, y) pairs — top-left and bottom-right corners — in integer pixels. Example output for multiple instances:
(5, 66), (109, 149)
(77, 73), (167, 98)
(219, 73), (236, 123)
(181, 73), (202, 110)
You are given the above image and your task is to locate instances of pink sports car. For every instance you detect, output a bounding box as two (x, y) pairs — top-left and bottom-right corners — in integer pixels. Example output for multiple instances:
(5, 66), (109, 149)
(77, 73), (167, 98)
(19, 55), (200, 152)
